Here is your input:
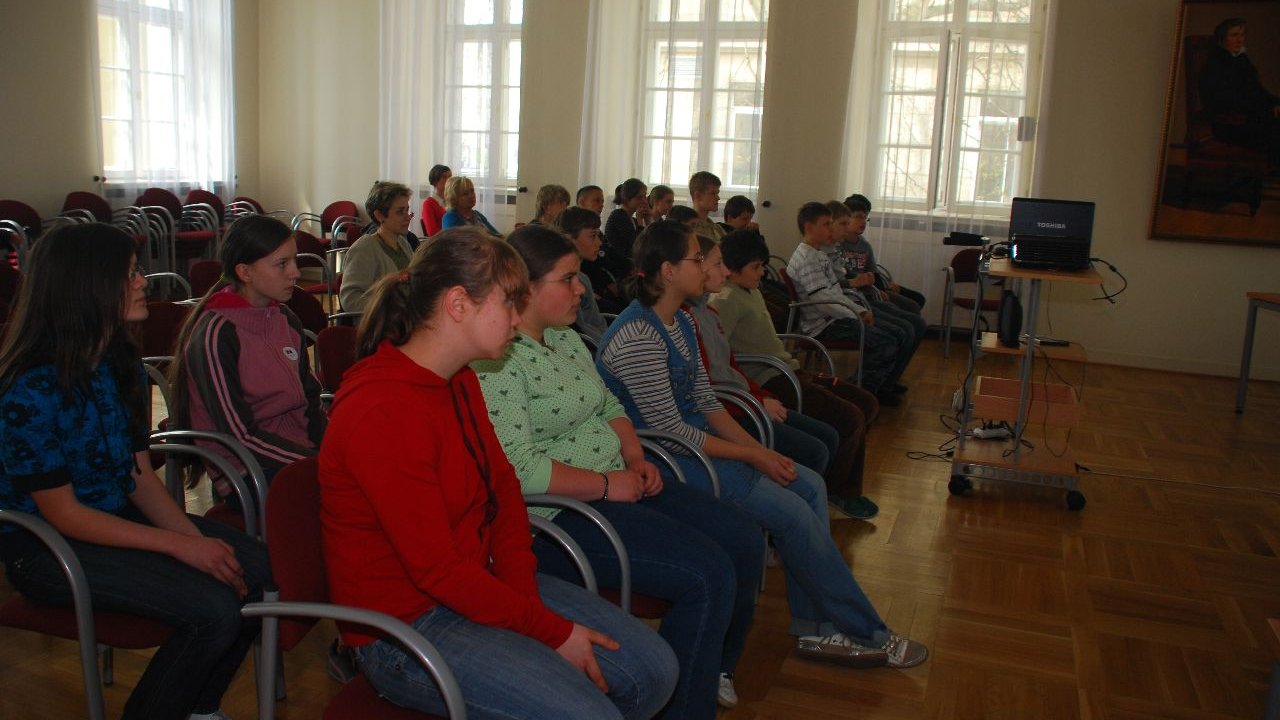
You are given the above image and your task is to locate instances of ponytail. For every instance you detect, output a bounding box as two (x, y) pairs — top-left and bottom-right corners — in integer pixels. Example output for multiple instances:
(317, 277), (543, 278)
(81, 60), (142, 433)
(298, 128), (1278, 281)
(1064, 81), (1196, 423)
(356, 227), (528, 357)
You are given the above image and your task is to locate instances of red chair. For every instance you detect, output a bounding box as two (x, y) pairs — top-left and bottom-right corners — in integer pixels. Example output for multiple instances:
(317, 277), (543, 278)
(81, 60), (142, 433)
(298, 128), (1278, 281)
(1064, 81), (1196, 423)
(137, 300), (193, 359)
(61, 191), (150, 251)
(295, 230), (341, 308)
(226, 195), (293, 221)
(316, 325), (357, 393)
(0, 263), (21, 304)
(291, 200), (360, 242)
(286, 285), (328, 336)
(941, 248), (1000, 358)
(135, 187), (218, 274)
(242, 457), (463, 719)
(189, 259), (224, 298)
(60, 191), (112, 223)
(0, 199), (56, 270)
(186, 188), (228, 231)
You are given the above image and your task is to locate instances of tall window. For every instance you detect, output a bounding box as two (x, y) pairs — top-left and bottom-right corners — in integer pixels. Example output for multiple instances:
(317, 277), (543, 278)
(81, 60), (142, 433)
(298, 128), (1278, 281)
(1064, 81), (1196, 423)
(868, 0), (1045, 216)
(96, 0), (233, 191)
(443, 0), (522, 200)
(640, 0), (769, 195)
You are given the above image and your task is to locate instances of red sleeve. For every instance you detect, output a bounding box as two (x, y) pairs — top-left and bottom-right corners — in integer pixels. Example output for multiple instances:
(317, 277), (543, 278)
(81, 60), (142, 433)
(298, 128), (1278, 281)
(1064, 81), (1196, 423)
(348, 401), (571, 647)
(422, 197), (445, 236)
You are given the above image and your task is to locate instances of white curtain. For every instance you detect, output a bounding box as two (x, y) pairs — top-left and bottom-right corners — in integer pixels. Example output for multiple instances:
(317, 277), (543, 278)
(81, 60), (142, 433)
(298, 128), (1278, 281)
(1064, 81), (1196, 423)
(98, 0), (234, 199)
(578, 0), (645, 193)
(379, 0), (448, 216)
(381, 0), (520, 221)
(580, 0), (769, 200)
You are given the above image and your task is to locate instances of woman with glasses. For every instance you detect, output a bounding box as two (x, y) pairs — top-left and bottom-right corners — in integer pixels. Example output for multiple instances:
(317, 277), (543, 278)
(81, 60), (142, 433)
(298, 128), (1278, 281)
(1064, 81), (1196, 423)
(339, 181), (417, 313)
(0, 223), (272, 720)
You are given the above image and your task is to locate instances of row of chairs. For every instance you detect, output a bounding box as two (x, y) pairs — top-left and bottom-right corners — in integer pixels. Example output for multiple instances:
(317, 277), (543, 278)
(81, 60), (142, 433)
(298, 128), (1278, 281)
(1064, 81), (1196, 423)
(0, 408), (735, 719)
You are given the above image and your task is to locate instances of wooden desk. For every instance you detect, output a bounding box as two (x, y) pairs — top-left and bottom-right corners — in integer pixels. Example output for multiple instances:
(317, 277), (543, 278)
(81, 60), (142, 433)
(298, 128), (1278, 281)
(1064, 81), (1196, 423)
(1235, 292), (1280, 414)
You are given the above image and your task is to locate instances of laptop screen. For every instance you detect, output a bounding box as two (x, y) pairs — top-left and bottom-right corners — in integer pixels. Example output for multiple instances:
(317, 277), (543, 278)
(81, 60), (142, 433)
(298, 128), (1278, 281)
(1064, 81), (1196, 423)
(1009, 197), (1096, 241)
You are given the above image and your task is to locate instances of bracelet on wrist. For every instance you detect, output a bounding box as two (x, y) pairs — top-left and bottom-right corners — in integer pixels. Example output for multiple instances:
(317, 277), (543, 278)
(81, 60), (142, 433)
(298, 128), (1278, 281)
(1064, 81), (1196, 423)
(600, 472), (610, 501)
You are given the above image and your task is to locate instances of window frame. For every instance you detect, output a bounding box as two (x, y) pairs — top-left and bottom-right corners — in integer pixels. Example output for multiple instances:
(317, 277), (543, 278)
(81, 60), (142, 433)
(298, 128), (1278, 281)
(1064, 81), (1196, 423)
(96, 0), (232, 188)
(442, 0), (523, 197)
(639, 0), (770, 197)
(866, 0), (1047, 218)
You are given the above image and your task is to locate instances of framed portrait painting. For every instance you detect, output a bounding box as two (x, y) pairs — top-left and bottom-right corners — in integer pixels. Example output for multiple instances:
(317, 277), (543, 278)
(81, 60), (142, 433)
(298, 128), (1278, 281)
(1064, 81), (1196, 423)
(1150, 0), (1280, 245)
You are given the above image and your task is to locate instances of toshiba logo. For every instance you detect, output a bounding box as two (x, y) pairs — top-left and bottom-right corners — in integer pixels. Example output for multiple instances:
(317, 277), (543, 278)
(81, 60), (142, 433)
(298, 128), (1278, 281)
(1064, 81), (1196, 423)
(1037, 221), (1067, 229)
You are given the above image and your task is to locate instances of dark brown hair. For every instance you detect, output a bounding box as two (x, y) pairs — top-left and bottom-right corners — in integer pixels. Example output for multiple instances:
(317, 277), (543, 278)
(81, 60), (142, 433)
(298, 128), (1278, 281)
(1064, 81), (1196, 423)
(627, 219), (694, 307)
(0, 223), (146, 439)
(169, 214), (296, 430)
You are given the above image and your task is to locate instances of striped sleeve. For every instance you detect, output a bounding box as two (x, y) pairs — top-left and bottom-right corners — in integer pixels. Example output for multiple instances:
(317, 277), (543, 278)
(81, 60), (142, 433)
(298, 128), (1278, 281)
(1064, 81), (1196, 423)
(599, 319), (707, 448)
(185, 312), (315, 475)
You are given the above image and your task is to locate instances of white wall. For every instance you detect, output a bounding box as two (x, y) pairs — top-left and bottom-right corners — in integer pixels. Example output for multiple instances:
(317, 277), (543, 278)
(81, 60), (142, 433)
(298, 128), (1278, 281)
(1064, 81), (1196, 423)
(3, 0), (1277, 379)
(256, 0), (380, 221)
(515, 0), (591, 222)
(754, 0), (858, 252)
(0, 0), (100, 214)
(1034, 0), (1280, 379)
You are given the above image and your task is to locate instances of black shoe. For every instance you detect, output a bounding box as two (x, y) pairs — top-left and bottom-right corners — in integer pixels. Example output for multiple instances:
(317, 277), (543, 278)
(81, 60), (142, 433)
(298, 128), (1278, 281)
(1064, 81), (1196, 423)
(891, 383), (908, 394)
(875, 391), (902, 407)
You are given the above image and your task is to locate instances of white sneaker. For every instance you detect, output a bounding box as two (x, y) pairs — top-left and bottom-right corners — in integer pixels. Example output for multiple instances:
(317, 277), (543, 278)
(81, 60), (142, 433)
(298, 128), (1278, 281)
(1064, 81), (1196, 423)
(881, 631), (928, 668)
(717, 672), (738, 708)
(795, 632), (889, 668)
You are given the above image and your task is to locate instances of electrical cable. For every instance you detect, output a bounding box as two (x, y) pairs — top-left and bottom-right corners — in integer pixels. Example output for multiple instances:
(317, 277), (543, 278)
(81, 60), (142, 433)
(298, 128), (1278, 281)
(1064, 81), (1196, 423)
(1089, 256), (1127, 303)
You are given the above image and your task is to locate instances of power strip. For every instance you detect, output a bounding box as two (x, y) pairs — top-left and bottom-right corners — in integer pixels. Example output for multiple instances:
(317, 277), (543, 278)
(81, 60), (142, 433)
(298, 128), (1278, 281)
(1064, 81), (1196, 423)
(972, 426), (1012, 440)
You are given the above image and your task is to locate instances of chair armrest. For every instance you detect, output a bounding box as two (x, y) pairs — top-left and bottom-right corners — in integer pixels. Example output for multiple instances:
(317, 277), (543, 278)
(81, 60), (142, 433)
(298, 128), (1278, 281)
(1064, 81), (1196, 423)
(147, 443), (258, 539)
(712, 387), (774, 450)
(634, 429), (720, 498)
(241, 600), (466, 720)
(776, 334), (837, 377)
(524, 495), (630, 613)
(290, 212), (322, 232)
(527, 515), (597, 593)
(143, 272), (193, 300)
(149, 430), (269, 540)
(0, 510), (106, 720)
(735, 354), (803, 414)
(141, 357), (174, 420)
(328, 311), (364, 327)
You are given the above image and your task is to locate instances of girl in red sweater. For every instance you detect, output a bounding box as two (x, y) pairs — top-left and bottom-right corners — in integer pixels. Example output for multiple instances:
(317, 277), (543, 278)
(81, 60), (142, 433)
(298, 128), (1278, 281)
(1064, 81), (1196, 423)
(319, 227), (677, 719)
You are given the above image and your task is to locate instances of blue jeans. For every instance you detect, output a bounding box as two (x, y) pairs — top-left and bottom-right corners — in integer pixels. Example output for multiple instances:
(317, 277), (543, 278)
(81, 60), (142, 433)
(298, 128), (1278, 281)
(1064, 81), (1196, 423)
(870, 296), (927, 352)
(533, 478), (762, 719)
(818, 318), (903, 392)
(355, 573), (678, 720)
(1, 506), (271, 720)
(661, 455), (889, 645)
(737, 410), (836, 477)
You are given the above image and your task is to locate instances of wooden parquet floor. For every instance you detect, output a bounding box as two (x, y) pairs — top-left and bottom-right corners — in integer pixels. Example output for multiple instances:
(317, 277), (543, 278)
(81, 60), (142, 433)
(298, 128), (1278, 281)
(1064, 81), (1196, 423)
(2, 339), (1278, 719)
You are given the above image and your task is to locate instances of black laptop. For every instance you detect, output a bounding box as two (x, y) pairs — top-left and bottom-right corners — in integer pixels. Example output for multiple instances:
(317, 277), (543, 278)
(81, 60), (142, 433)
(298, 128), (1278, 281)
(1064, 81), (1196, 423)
(1007, 197), (1095, 271)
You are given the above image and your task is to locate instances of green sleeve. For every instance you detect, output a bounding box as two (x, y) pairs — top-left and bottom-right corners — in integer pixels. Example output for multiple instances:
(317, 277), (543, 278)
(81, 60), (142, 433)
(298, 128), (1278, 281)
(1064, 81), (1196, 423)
(473, 356), (554, 494)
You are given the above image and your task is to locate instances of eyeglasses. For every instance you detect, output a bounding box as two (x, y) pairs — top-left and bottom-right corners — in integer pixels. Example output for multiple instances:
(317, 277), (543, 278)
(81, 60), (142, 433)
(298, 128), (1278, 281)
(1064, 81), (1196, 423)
(128, 265), (148, 282)
(680, 254), (706, 265)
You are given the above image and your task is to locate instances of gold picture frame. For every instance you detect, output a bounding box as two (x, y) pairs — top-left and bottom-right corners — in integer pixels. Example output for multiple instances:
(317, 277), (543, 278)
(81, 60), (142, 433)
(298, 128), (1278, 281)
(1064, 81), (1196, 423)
(1149, 0), (1280, 245)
